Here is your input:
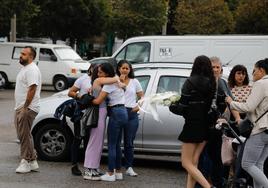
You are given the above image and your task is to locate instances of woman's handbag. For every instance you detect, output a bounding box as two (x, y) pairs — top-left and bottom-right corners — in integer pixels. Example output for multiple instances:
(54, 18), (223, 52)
(238, 109), (268, 138)
(221, 135), (234, 165)
(81, 105), (99, 128)
(238, 118), (253, 138)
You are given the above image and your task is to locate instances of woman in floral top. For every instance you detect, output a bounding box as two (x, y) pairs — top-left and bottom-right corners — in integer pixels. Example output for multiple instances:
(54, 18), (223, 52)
(228, 65), (252, 119)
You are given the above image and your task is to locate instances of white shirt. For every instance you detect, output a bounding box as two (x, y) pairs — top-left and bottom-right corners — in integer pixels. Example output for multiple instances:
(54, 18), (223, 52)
(102, 83), (125, 106)
(124, 79), (143, 108)
(15, 63), (42, 113)
(74, 74), (91, 96)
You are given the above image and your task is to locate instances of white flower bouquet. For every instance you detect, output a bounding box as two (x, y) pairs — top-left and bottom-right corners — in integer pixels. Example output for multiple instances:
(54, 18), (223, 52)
(150, 91), (181, 106)
(138, 92), (181, 123)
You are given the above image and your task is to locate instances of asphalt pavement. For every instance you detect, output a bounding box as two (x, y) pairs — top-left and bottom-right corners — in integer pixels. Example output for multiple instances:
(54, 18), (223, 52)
(0, 88), (186, 188)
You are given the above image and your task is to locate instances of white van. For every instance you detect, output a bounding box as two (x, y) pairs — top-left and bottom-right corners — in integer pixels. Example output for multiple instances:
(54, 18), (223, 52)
(0, 42), (89, 91)
(112, 35), (268, 75)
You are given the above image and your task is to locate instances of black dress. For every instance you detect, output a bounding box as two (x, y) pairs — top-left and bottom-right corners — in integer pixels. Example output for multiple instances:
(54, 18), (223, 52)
(178, 75), (214, 143)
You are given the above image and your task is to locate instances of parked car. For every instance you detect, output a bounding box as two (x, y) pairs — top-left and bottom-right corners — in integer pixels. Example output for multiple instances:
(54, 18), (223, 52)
(0, 42), (89, 91)
(32, 63), (191, 161)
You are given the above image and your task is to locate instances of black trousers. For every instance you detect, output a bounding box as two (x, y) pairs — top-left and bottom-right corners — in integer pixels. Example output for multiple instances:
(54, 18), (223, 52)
(71, 122), (89, 165)
(207, 128), (224, 188)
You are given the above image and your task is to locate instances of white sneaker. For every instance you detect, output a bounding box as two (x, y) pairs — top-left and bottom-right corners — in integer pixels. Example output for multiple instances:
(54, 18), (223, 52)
(115, 172), (123, 180)
(126, 167), (138, 177)
(100, 173), (116, 182)
(29, 160), (39, 171)
(16, 159), (31, 173)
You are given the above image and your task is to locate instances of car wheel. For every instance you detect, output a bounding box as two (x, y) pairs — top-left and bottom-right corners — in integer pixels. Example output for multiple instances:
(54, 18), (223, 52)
(34, 123), (73, 161)
(53, 76), (68, 91)
(0, 72), (8, 88)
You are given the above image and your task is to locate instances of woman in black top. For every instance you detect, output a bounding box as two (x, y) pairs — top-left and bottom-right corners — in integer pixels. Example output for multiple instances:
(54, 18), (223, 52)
(179, 55), (216, 188)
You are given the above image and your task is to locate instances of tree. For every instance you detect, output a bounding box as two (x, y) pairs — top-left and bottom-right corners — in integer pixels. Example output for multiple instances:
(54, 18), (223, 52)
(173, 0), (234, 34)
(30, 0), (112, 43)
(111, 0), (168, 40)
(0, 0), (39, 38)
(235, 0), (268, 34)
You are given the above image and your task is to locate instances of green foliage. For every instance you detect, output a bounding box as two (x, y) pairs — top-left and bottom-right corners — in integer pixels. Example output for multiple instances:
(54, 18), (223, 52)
(173, 0), (234, 34)
(225, 0), (239, 11)
(0, 0), (39, 37)
(235, 0), (268, 34)
(30, 0), (112, 42)
(111, 0), (168, 39)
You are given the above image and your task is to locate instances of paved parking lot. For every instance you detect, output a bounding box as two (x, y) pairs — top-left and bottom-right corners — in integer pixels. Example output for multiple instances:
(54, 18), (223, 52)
(0, 88), (186, 188)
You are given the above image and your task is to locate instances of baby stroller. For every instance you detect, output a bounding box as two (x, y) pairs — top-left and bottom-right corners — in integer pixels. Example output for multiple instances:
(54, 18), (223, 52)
(216, 120), (253, 188)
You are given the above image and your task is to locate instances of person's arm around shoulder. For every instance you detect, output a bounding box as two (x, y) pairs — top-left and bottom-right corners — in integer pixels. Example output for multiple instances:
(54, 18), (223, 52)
(94, 76), (119, 86)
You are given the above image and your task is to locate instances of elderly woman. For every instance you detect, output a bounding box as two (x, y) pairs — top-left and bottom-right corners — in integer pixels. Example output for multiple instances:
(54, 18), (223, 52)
(226, 59), (268, 188)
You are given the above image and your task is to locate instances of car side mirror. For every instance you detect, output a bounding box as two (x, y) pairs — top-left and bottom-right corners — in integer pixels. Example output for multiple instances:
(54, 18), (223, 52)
(50, 55), (57, 61)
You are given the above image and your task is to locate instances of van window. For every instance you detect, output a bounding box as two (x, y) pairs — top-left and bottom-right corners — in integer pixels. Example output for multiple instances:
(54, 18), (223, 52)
(157, 76), (187, 94)
(12, 47), (24, 59)
(115, 42), (150, 63)
(40, 48), (55, 61)
(136, 75), (150, 93)
(54, 47), (82, 61)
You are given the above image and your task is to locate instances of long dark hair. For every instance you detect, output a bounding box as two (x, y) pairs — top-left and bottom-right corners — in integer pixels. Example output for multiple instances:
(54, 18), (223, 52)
(255, 58), (268, 74)
(228, 64), (249, 88)
(116, 60), (135, 78)
(91, 62), (115, 84)
(191, 55), (216, 93)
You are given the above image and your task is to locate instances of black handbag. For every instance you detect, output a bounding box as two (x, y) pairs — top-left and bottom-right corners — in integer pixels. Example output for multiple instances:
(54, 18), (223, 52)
(238, 118), (253, 138)
(238, 109), (268, 138)
(81, 105), (99, 128)
(169, 100), (185, 116)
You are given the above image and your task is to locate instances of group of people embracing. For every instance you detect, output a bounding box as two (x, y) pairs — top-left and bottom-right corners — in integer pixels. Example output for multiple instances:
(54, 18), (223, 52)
(178, 55), (268, 188)
(68, 60), (144, 182)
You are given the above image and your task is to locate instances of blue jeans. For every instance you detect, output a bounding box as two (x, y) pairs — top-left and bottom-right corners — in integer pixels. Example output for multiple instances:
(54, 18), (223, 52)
(107, 106), (128, 172)
(124, 108), (139, 168)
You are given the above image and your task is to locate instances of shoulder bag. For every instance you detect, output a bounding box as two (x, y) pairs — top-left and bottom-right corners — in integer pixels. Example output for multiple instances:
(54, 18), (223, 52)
(239, 109), (268, 138)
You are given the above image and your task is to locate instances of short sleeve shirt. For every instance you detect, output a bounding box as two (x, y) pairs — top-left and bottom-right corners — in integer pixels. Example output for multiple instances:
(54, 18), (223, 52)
(74, 74), (92, 97)
(14, 63), (42, 112)
(124, 79), (143, 108)
(102, 83), (125, 106)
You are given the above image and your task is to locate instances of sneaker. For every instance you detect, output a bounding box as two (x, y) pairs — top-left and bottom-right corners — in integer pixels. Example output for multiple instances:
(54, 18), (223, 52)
(115, 172), (123, 180)
(29, 160), (39, 171)
(16, 159), (31, 173)
(83, 168), (101, 181)
(126, 167), (138, 177)
(71, 164), (82, 176)
(96, 168), (104, 176)
(100, 173), (116, 182)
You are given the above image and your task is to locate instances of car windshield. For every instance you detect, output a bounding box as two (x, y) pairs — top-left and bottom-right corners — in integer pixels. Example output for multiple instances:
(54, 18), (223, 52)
(54, 47), (82, 61)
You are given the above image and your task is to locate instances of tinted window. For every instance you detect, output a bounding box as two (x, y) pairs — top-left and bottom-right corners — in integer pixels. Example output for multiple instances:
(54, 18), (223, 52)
(136, 76), (150, 93)
(39, 48), (55, 61)
(157, 76), (187, 94)
(115, 42), (150, 63)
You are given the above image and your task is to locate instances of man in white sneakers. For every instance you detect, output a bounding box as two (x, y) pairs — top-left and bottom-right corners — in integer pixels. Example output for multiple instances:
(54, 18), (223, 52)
(14, 46), (41, 173)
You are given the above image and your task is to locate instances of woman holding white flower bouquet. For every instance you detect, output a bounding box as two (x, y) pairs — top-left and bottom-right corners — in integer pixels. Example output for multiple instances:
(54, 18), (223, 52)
(178, 55), (216, 188)
(116, 60), (144, 177)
